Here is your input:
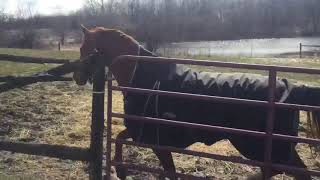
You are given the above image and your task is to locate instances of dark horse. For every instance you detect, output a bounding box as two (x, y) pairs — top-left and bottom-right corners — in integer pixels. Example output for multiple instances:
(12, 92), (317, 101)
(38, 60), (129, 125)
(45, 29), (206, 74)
(73, 26), (320, 180)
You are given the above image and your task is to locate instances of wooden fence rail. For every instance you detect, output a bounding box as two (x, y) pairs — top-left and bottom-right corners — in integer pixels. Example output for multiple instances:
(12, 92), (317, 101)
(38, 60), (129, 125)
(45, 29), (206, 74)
(0, 141), (90, 161)
(0, 74), (73, 82)
(0, 74), (73, 93)
(0, 54), (70, 64)
(0, 54), (84, 93)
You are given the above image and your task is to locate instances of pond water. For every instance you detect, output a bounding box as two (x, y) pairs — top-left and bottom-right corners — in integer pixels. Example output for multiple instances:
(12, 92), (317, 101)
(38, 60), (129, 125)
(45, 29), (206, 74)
(159, 37), (320, 57)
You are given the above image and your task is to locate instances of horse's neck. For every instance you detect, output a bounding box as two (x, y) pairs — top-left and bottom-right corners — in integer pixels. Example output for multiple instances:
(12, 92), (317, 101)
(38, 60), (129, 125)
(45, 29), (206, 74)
(109, 46), (156, 86)
(304, 86), (320, 106)
(291, 85), (320, 106)
(110, 60), (136, 86)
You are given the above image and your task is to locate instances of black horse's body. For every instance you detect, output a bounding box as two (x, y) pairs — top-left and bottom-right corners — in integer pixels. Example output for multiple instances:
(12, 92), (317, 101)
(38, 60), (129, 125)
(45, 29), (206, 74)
(124, 57), (306, 164)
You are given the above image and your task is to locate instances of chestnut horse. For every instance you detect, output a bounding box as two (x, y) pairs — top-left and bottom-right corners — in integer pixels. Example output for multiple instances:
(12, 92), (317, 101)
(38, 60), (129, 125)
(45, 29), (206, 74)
(73, 26), (320, 180)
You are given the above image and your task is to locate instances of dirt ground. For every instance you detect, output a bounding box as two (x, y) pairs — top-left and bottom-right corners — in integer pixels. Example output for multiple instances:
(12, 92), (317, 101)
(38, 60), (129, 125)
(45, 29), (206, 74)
(0, 80), (320, 180)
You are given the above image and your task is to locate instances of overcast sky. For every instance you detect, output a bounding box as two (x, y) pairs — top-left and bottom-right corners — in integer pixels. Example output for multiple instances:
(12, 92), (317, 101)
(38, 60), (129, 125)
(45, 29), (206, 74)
(1, 0), (84, 15)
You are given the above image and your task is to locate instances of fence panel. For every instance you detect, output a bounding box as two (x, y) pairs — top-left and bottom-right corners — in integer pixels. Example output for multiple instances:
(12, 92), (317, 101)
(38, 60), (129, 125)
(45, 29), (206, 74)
(0, 54), (105, 180)
(106, 55), (320, 180)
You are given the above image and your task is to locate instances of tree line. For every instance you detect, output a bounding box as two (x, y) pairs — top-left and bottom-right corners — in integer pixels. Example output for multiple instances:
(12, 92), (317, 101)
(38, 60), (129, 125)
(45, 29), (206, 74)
(0, 0), (319, 50)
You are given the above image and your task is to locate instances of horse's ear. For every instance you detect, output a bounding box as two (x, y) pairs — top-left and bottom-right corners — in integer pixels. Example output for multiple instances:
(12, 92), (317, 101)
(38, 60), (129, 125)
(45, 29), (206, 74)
(81, 24), (89, 34)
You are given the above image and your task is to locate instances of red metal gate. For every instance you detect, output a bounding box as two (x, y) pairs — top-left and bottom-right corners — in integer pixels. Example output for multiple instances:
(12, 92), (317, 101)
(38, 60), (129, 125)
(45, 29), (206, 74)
(105, 55), (320, 179)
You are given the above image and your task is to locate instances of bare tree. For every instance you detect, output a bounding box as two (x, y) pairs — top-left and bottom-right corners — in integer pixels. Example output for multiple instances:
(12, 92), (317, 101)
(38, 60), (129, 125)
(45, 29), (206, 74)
(306, 0), (320, 34)
(0, 0), (7, 23)
(100, 0), (105, 13)
(11, 0), (41, 49)
(0, 2), (7, 47)
(15, 0), (38, 19)
(52, 16), (69, 46)
(1, 0), (320, 49)
(85, 0), (106, 15)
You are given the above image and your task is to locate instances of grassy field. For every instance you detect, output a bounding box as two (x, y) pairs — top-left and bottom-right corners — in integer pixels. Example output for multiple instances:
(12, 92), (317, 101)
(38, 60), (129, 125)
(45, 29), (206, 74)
(0, 48), (320, 179)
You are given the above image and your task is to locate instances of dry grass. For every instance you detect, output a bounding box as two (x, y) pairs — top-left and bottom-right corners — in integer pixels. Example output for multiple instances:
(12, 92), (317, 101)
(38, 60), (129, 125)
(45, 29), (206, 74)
(0, 48), (320, 179)
(0, 82), (91, 179)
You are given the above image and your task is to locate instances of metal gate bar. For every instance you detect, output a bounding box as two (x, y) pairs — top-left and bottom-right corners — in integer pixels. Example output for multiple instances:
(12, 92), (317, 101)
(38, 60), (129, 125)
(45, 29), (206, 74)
(263, 70), (276, 178)
(111, 139), (320, 177)
(105, 71), (113, 180)
(111, 113), (320, 151)
(112, 86), (320, 112)
(111, 139), (264, 167)
(111, 161), (209, 180)
(114, 56), (320, 74)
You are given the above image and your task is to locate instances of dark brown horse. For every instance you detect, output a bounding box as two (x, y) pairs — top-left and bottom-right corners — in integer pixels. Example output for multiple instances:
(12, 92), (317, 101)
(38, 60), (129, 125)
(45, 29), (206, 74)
(73, 26), (320, 180)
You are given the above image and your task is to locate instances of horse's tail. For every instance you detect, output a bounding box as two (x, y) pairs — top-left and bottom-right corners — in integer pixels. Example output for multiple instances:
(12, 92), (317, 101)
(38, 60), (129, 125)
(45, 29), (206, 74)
(302, 86), (320, 139)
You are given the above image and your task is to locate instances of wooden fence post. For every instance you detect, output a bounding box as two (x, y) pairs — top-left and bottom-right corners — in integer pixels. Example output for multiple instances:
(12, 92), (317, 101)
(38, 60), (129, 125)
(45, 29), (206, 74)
(89, 64), (106, 180)
(299, 43), (302, 58)
(58, 42), (61, 51)
(105, 70), (113, 180)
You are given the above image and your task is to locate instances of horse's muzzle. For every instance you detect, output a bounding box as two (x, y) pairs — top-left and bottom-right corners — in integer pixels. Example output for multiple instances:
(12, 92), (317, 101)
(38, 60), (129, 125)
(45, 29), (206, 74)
(73, 72), (88, 86)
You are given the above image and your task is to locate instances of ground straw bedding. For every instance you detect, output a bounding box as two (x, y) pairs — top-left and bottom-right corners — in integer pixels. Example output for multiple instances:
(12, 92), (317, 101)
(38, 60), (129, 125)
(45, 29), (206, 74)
(0, 48), (319, 179)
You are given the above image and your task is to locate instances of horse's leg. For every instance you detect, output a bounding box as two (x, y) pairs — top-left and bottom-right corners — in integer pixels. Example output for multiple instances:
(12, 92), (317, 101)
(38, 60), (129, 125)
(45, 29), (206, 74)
(252, 149), (311, 180)
(287, 149), (311, 180)
(246, 150), (311, 180)
(228, 138), (279, 180)
(114, 129), (130, 180)
(153, 149), (177, 180)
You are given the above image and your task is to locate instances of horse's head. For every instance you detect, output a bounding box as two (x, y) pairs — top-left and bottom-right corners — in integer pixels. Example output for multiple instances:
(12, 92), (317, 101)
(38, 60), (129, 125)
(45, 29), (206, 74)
(73, 25), (140, 85)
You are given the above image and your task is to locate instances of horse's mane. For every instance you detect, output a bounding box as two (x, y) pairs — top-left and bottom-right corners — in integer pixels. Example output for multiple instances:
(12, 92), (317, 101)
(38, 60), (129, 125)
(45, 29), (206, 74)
(89, 27), (139, 45)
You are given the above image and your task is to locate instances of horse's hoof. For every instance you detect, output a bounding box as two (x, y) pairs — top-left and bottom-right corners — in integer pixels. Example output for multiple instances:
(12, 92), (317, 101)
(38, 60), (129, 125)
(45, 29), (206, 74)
(115, 165), (127, 180)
